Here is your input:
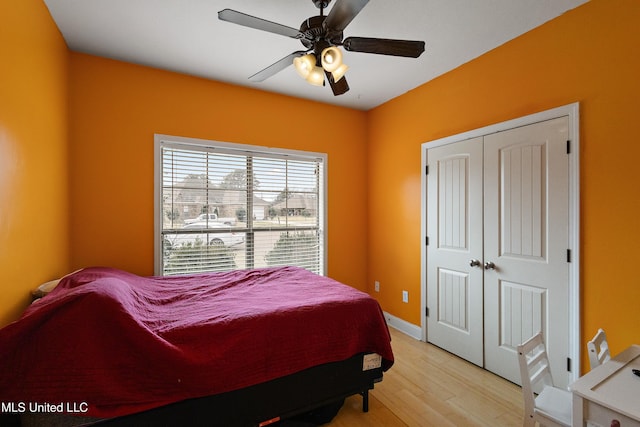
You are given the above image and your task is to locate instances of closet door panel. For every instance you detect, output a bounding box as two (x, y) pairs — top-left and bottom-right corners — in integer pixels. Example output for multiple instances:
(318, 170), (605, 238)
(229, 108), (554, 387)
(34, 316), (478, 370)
(483, 117), (570, 387)
(426, 137), (484, 366)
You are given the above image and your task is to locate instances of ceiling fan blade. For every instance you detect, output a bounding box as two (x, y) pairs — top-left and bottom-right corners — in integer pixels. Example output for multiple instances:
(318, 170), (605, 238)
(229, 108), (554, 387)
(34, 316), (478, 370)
(343, 37), (425, 58)
(323, 0), (369, 33)
(249, 51), (307, 82)
(218, 9), (303, 39)
(324, 70), (350, 96)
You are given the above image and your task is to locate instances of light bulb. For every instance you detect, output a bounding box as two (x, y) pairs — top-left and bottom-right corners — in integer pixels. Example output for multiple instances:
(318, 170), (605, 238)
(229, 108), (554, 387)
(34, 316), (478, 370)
(306, 66), (325, 86)
(321, 46), (343, 73)
(331, 63), (349, 82)
(293, 54), (316, 79)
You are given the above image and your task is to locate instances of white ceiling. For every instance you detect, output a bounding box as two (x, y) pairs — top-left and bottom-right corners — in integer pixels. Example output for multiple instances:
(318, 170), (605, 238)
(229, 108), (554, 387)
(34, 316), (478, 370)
(43, 0), (589, 111)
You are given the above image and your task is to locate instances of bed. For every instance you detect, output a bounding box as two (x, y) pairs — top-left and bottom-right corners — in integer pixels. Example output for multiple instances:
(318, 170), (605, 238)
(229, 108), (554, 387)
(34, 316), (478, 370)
(0, 266), (393, 426)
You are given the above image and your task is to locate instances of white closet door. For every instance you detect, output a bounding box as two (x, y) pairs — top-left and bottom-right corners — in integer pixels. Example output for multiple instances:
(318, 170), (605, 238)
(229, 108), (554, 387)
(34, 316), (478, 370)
(483, 117), (570, 387)
(426, 137), (484, 366)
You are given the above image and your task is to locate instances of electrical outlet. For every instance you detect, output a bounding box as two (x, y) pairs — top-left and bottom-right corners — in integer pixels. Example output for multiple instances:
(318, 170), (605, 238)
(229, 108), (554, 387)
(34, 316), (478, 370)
(374, 281), (380, 292)
(402, 290), (409, 303)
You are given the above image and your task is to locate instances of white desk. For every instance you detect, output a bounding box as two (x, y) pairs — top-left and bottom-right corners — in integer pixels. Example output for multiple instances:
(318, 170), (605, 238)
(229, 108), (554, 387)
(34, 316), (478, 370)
(571, 345), (640, 427)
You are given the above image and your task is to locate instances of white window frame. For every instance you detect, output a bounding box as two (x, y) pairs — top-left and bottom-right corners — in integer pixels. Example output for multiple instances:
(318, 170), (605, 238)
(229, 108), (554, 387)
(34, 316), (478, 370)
(154, 134), (328, 276)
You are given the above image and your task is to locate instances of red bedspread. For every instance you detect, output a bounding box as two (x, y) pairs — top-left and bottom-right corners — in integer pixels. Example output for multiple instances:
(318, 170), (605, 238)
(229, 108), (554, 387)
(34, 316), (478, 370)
(0, 266), (393, 418)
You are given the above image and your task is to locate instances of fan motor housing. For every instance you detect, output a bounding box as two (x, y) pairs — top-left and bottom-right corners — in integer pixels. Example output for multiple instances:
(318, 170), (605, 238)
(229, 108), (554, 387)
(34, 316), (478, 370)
(299, 15), (343, 49)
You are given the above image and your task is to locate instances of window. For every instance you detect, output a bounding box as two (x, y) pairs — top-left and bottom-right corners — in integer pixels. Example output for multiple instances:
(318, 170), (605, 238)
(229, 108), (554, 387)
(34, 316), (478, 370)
(154, 135), (326, 276)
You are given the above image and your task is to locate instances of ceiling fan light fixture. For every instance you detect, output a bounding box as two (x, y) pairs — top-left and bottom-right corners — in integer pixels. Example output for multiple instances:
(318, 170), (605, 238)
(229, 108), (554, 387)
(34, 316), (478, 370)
(306, 65), (325, 86)
(320, 46), (343, 72)
(220, 2), (426, 97)
(331, 63), (349, 82)
(293, 53), (316, 79)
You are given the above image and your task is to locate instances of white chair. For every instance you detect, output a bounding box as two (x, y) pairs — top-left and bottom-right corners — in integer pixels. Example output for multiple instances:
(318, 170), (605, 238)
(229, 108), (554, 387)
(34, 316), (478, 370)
(517, 332), (572, 427)
(587, 328), (610, 370)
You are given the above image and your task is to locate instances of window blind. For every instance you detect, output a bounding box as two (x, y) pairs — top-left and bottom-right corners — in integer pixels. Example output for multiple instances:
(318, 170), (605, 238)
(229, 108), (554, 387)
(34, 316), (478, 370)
(156, 137), (326, 276)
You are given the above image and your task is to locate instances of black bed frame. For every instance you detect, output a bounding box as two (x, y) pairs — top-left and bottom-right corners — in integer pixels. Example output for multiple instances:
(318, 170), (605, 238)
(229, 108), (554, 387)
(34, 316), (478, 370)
(93, 352), (383, 427)
(0, 353), (384, 427)
(94, 353), (382, 426)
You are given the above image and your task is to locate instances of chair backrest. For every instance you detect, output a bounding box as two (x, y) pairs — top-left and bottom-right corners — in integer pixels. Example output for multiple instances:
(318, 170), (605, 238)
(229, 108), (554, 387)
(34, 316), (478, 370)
(517, 332), (554, 417)
(587, 328), (610, 370)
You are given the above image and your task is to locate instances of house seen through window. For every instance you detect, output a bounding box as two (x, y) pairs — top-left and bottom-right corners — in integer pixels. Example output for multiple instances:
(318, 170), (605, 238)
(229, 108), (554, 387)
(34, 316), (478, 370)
(154, 135), (326, 276)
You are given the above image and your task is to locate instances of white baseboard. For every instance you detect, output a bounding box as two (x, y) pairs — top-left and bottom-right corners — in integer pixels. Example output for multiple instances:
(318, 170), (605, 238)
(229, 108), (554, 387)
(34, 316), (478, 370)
(383, 311), (422, 340)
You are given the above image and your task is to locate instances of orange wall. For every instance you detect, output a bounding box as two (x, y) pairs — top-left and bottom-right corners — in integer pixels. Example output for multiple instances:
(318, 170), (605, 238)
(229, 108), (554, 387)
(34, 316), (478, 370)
(0, 0), (70, 327)
(67, 54), (369, 290)
(367, 0), (640, 371)
(2, 0), (638, 376)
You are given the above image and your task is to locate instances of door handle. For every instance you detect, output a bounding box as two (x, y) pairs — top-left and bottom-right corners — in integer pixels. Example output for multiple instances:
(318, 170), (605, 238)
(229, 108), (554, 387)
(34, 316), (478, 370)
(484, 261), (496, 270)
(469, 259), (481, 267)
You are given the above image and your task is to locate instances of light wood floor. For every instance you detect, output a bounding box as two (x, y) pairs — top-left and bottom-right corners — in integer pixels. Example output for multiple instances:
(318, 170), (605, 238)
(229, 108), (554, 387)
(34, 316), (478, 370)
(328, 328), (525, 426)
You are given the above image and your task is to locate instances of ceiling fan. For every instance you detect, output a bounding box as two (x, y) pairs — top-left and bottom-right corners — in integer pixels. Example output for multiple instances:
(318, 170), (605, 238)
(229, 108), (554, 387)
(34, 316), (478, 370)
(218, 0), (426, 96)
